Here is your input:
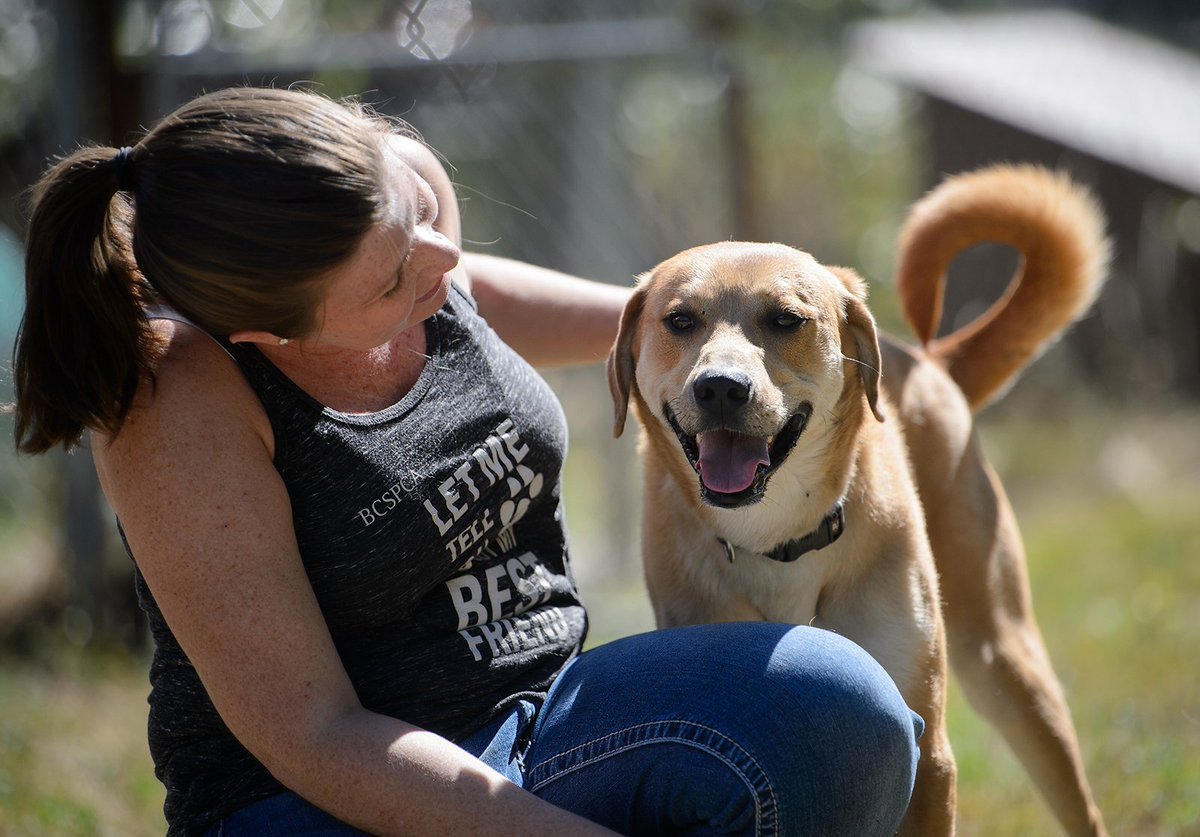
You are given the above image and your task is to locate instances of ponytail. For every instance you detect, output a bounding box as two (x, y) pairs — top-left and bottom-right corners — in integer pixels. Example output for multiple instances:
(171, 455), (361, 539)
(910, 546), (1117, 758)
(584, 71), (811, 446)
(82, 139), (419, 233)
(12, 86), (394, 454)
(13, 145), (156, 453)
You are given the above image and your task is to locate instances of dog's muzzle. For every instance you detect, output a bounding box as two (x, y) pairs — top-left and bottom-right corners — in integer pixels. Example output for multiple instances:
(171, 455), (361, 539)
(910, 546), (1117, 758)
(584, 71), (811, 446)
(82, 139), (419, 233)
(665, 402), (813, 508)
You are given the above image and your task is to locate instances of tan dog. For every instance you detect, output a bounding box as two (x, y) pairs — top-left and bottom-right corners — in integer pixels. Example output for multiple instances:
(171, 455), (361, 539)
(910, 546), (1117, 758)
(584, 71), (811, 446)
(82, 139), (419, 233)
(607, 165), (1109, 836)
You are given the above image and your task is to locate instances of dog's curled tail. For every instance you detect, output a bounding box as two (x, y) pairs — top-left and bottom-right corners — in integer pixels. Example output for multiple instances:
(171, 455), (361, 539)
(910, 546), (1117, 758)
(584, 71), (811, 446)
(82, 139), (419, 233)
(896, 164), (1110, 412)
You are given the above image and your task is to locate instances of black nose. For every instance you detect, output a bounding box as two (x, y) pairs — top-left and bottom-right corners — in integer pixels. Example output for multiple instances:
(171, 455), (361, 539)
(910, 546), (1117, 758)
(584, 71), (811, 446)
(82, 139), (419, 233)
(693, 371), (752, 417)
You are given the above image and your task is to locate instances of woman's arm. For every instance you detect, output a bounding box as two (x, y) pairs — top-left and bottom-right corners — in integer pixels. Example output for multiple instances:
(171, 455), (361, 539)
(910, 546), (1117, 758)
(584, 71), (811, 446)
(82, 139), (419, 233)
(464, 252), (633, 367)
(92, 327), (615, 836)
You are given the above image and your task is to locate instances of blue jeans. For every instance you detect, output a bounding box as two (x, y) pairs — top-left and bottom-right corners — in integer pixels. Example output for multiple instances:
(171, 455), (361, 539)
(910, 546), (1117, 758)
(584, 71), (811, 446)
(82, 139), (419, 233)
(208, 623), (923, 836)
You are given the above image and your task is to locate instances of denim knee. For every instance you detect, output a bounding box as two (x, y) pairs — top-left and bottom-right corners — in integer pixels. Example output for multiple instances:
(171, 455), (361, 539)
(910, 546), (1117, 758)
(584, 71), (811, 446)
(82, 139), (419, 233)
(761, 626), (923, 835)
(525, 623), (922, 836)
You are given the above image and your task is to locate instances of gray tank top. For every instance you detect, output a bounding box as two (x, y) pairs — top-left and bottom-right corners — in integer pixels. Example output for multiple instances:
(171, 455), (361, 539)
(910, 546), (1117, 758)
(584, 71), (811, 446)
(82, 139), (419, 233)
(131, 284), (587, 834)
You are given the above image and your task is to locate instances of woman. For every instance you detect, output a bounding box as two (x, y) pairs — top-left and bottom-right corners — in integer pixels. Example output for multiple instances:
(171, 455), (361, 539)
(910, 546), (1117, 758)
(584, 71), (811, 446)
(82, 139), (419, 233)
(13, 86), (921, 836)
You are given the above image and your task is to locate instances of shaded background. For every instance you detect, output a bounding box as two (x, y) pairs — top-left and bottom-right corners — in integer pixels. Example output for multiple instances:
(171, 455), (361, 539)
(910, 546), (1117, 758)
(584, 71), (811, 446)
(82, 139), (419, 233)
(0, 0), (1197, 834)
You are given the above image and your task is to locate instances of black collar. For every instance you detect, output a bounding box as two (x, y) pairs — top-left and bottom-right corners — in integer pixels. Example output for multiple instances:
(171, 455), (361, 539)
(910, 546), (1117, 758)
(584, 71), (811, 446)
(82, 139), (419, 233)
(718, 502), (845, 564)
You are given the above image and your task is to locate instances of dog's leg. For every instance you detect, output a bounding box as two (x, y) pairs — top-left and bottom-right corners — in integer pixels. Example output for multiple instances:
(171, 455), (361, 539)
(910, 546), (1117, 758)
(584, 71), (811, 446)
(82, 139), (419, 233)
(928, 445), (1107, 837)
(839, 564), (957, 837)
(899, 713), (956, 837)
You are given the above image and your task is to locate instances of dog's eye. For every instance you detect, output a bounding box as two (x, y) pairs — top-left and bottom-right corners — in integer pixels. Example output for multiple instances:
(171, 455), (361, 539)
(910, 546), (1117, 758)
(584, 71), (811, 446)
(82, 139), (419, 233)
(665, 312), (695, 333)
(772, 312), (808, 331)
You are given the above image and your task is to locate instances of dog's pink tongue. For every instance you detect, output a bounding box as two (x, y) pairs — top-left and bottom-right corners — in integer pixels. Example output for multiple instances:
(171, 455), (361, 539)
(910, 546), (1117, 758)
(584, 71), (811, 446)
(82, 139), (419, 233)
(696, 430), (770, 494)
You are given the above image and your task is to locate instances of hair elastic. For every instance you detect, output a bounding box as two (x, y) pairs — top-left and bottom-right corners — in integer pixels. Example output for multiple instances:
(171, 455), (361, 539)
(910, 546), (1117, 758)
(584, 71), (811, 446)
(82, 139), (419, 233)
(113, 146), (135, 192)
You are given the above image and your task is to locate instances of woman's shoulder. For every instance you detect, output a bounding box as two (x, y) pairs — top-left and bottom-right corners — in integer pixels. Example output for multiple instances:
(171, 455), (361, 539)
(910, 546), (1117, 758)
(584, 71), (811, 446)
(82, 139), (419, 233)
(94, 318), (274, 473)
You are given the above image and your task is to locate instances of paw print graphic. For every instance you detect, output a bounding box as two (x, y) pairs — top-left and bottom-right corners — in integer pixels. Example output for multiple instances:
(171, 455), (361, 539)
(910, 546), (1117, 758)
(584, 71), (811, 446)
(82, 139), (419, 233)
(495, 465), (544, 551)
(501, 465), (543, 527)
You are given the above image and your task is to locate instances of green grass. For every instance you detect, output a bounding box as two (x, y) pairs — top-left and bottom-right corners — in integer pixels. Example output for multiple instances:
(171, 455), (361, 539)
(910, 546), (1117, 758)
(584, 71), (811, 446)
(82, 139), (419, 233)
(946, 495), (1200, 836)
(1, 405), (1197, 835)
(943, 404), (1200, 836)
(0, 645), (167, 836)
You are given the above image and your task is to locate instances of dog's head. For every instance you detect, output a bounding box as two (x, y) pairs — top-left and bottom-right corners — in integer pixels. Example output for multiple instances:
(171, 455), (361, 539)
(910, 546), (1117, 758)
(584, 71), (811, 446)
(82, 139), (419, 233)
(607, 242), (883, 509)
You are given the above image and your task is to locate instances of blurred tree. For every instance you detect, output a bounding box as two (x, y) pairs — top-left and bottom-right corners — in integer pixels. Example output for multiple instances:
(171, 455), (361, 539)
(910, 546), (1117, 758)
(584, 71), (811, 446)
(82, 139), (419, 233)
(1, 0), (147, 651)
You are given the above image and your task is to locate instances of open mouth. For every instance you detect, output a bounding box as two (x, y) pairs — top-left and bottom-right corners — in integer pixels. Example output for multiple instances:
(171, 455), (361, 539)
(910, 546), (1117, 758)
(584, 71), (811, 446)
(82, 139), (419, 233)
(665, 403), (813, 508)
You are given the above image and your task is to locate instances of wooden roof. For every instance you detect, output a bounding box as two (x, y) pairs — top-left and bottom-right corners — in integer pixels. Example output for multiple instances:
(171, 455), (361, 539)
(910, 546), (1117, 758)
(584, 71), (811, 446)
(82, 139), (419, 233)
(849, 10), (1200, 194)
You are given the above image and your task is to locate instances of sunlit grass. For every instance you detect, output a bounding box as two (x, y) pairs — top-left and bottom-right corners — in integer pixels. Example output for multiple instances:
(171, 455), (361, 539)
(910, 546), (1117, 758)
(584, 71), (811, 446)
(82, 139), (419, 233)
(0, 645), (166, 836)
(947, 494), (1200, 836)
(944, 405), (1200, 836)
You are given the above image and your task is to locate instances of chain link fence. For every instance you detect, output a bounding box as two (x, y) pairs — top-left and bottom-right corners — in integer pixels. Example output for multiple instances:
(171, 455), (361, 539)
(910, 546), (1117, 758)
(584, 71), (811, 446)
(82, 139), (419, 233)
(137, 1), (754, 637)
(2, 0), (770, 643)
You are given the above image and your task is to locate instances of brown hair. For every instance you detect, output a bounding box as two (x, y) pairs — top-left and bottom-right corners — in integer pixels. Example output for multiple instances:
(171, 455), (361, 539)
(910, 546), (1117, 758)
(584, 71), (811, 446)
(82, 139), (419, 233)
(13, 86), (397, 454)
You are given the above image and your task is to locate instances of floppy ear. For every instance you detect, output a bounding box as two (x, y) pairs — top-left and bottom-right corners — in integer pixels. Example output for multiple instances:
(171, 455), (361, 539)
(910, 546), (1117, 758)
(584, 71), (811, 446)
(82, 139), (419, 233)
(605, 282), (647, 438)
(829, 266), (884, 423)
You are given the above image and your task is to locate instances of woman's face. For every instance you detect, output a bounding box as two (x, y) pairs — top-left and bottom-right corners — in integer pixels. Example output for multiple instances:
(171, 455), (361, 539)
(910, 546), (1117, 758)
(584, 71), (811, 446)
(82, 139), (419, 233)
(305, 141), (461, 352)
